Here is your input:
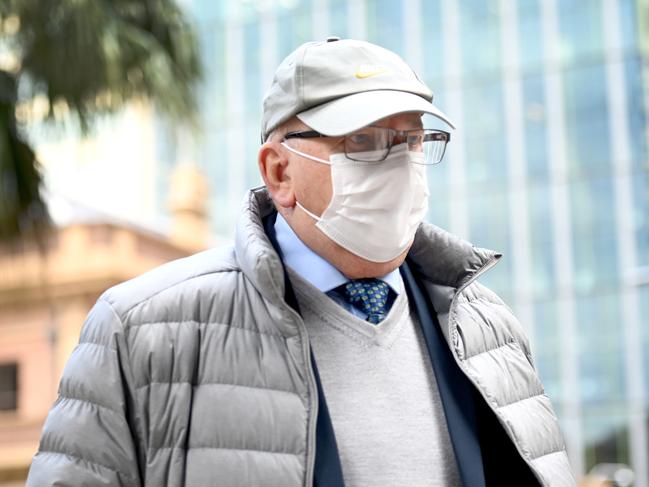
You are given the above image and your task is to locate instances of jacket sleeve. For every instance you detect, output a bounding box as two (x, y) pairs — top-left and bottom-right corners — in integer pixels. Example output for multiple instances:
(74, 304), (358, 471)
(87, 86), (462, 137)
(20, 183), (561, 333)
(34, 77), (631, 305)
(27, 298), (142, 486)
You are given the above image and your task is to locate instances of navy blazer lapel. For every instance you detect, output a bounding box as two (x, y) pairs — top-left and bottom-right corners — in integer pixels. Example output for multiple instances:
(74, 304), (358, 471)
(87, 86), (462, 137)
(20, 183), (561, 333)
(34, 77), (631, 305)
(401, 260), (486, 487)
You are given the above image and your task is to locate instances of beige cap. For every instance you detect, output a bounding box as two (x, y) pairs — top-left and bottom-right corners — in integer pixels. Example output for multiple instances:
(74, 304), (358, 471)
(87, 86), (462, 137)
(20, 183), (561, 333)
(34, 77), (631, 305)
(261, 37), (454, 142)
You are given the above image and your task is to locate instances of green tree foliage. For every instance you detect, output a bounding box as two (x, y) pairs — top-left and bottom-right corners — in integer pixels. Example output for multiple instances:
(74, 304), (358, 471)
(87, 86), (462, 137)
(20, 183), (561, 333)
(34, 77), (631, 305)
(0, 70), (48, 245)
(0, 0), (202, 244)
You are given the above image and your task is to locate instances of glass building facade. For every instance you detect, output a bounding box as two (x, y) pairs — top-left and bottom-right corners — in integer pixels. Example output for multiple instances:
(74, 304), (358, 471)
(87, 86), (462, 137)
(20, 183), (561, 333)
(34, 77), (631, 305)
(167, 0), (649, 483)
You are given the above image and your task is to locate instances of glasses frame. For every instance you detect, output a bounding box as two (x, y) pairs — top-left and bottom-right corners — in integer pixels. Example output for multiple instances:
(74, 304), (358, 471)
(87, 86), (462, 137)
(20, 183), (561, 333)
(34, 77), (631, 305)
(282, 126), (451, 164)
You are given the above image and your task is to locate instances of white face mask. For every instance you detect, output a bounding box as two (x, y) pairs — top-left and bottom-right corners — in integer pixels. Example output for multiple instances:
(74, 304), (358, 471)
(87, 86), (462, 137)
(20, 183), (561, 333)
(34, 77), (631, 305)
(281, 142), (430, 262)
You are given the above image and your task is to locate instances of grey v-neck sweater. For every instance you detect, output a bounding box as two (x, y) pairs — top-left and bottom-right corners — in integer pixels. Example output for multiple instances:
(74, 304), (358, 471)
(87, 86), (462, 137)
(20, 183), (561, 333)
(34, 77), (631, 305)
(287, 268), (461, 487)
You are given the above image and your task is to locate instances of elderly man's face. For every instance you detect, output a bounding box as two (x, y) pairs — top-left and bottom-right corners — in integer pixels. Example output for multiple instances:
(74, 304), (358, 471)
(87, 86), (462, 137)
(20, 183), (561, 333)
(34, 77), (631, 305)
(259, 112), (424, 278)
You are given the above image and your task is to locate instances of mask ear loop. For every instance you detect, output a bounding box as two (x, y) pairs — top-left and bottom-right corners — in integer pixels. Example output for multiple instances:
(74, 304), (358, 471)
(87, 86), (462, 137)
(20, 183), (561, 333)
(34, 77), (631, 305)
(295, 201), (323, 222)
(280, 142), (330, 221)
(281, 142), (332, 165)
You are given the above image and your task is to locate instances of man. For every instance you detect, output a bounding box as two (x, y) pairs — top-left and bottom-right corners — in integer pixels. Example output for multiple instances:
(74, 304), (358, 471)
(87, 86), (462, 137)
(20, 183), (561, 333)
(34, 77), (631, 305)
(28, 38), (574, 486)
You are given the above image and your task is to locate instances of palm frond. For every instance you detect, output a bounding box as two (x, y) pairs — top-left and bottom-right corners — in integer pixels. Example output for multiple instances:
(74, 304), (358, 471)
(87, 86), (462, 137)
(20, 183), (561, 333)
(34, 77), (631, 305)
(14, 0), (202, 129)
(0, 70), (51, 246)
(0, 0), (202, 243)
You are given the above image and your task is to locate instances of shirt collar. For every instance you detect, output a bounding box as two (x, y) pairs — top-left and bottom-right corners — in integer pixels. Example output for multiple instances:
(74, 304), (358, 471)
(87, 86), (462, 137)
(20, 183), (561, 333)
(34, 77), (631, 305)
(274, 213), (403, 295)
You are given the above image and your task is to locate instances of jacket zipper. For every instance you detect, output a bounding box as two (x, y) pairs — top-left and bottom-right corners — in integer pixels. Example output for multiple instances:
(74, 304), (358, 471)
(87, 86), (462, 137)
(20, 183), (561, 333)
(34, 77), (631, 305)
(447, 256), (548, 486)
(281, 303), (319, 487)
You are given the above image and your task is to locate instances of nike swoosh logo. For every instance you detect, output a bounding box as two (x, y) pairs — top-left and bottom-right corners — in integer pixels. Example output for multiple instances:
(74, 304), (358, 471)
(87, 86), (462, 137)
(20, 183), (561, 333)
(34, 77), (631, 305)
(354, 69), (389, 79)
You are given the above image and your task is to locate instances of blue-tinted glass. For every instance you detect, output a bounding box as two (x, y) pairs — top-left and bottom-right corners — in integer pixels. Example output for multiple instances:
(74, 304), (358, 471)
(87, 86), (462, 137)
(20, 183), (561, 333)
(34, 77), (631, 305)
(467, 189), (509, 248)
(184, 0), (223, 23)
(459, 0), (501, 76)
(563, 63), (611, 178)
(577, 292), (626, 405)
(197, 22), (226, 129)
(238, 2), (262, 24)
(277, 12), (293, 60)
(517, 0), (543, 73)
(244, 21), (261, 117)
(634, 170), (649, 268)
(277, 2), (312, 59)
(297, 0), (313, 41)
(464, 82), (507, 185)
(625, 57), (647, 168)
(203, 130), (229, 236)
(366, 0), (403, 54)
(619, 0), (638, 51)
(558, 0), (604, 64)
(153, 117), (178, 218)
(571, 177), (619, 293)
(528, 184), (555, 298)
(642, 286), (649, 401)
(468, 190), (511, 299)
(245, 121), (263, 190)
(425, 140), (451, 227)
(530, 241), (555, 300)
(420, 1), (444, 82)
(532, 299), (561, 405)
(522, 74), (549, 180)
(426, 202), (450, 233)
(328, 0), (348, 39)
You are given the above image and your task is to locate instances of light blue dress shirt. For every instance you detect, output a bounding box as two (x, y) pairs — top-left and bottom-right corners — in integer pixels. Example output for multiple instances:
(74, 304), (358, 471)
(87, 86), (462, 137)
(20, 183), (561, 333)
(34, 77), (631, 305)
(274, 213), (403, 320)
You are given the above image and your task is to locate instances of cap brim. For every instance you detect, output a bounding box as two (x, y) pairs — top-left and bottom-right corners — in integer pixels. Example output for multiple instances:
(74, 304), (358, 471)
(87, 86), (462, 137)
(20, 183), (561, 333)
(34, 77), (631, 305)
(296, 90), (455, 135)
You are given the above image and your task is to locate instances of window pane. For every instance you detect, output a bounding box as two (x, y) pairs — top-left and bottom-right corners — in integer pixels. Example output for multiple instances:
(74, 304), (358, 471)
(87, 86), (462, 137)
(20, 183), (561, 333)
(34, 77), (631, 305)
(0, 363), (18, 411)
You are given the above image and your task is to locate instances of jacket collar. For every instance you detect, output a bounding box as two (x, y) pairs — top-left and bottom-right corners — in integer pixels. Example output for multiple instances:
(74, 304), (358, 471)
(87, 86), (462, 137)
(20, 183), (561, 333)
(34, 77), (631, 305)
(235, 187), (501, 307)
(234, 187), (288, 306)
(407, 218), (502, 291)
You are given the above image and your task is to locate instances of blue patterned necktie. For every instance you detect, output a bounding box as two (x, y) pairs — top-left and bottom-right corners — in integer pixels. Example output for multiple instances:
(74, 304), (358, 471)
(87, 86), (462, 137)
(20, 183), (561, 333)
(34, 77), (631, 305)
(339, 278), (392, 324)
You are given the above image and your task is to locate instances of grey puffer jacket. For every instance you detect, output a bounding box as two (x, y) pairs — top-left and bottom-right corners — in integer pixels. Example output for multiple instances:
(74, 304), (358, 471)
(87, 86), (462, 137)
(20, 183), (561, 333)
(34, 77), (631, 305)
(28, 187), (575, 486)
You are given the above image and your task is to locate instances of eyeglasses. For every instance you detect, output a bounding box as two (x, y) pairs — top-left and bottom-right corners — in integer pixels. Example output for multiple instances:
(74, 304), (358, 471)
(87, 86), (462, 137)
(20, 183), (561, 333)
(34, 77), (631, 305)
(282, 126), (451, 164)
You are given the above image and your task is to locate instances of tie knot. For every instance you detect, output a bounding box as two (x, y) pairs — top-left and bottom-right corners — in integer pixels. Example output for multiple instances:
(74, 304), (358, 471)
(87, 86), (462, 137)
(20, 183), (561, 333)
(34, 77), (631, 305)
(340, 278), (391, 324)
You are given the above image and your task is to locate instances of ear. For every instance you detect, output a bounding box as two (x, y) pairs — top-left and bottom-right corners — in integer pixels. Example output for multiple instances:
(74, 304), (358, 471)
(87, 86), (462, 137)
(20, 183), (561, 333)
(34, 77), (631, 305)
(258, 141), (296, 209)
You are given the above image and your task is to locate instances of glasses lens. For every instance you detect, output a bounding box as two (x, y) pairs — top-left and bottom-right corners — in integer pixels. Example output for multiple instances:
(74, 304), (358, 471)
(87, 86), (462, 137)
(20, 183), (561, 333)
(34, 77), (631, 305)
(344, 127), (449, 163)
(344, 127), (391, 162)
(421, 130), (449, 164)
